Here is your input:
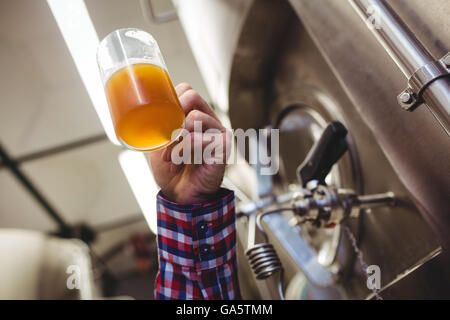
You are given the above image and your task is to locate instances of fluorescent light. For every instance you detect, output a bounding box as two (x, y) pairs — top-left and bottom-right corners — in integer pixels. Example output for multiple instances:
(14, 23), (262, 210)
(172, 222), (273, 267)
(173, 0), (225, 110)
(119, 150), (159, 234)
(47, 0), (119, 145)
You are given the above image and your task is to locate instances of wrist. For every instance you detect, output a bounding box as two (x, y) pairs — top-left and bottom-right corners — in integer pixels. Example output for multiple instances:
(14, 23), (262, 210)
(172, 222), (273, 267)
(161, 188), (221, 205)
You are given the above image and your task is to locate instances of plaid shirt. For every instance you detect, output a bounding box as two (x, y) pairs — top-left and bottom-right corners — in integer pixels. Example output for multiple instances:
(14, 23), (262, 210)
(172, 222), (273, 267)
(155, 188), (241, 300)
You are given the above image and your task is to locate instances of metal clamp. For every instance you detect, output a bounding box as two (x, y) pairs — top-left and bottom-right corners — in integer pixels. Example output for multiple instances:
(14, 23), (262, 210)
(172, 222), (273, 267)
(398, 52), (450, 111)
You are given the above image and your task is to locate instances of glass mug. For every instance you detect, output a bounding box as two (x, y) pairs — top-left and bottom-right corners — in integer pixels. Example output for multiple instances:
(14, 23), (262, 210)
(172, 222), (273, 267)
(97, 28), (185, 151)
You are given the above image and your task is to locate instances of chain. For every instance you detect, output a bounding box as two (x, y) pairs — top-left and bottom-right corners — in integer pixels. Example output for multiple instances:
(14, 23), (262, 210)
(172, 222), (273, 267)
(343, 225), (383, 300)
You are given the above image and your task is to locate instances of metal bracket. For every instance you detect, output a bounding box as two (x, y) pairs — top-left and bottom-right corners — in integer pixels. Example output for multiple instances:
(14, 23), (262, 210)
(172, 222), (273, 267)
(398, 52), (450, 111)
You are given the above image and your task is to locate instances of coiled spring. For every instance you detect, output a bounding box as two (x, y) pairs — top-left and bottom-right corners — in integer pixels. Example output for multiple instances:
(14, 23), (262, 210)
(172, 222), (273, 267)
(246, 242), (282, 280)
(245, 208), (293, 299)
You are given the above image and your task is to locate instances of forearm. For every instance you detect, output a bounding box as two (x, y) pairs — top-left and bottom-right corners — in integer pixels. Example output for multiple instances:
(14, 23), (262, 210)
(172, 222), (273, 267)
(154, 188), (241, 300)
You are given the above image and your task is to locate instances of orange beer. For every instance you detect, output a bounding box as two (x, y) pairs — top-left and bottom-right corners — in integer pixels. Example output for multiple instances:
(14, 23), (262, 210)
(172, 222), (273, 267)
(105, 63), (185, 151)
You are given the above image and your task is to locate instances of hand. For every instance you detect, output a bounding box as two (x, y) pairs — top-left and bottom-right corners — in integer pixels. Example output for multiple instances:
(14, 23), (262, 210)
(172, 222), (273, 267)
(149, 83), (231, 204)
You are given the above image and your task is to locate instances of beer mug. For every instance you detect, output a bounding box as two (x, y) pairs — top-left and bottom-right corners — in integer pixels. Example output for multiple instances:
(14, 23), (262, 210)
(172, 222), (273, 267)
(97, 28), (185, 151)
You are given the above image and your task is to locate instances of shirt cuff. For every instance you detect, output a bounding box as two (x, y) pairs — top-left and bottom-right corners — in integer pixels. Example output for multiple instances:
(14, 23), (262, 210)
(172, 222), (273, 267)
(156, 188), (236, 271)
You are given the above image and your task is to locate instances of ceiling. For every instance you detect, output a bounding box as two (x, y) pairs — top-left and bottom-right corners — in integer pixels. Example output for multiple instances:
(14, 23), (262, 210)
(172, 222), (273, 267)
(0, 0), (210, 235)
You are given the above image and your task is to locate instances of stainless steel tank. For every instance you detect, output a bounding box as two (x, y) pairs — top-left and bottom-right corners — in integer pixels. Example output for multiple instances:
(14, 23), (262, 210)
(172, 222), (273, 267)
(173, 0), (450, 299)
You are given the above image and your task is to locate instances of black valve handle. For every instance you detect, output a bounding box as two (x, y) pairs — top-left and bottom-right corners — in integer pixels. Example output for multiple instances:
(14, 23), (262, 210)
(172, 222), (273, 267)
(297, 121), (348, 186)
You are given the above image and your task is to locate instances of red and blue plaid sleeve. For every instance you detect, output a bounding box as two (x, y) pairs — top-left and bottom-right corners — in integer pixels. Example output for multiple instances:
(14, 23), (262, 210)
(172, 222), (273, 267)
(154, 188), (241, 300)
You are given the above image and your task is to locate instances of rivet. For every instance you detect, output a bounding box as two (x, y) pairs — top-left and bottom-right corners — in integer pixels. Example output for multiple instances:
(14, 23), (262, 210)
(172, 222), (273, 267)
(399, 92), (413, 104)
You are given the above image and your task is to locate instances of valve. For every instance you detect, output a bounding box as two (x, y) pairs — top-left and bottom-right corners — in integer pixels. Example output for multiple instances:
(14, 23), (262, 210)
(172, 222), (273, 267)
(291, 180), (395, 228)
(240, 121), (395, 298)
(293, 121), (395, 227)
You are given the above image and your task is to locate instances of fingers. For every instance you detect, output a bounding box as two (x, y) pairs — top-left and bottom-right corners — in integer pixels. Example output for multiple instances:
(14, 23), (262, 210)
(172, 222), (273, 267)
(175, 82), (219, 121)
(162, 141), (176, 162)
(170, 131), (229, 165)
(178, 88), (221, 122)
(161, 110), (223, 162)
(175, 82), (192, 97)
(162, 119), (232, 164)
(166, 83), (227, 164)
(185, 110), (224, 132)
(161, 111), (220, 163)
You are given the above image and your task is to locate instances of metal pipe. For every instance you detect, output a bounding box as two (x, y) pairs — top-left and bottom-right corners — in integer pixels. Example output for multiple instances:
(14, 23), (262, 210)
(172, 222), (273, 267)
(0, 143), (71, 233)
(348, 0), (450, 135)
(422, 79), (450, 136)
(357, 191), (396, 209)
(0, 134), (107, 168)
(349, 0), (433, 77)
